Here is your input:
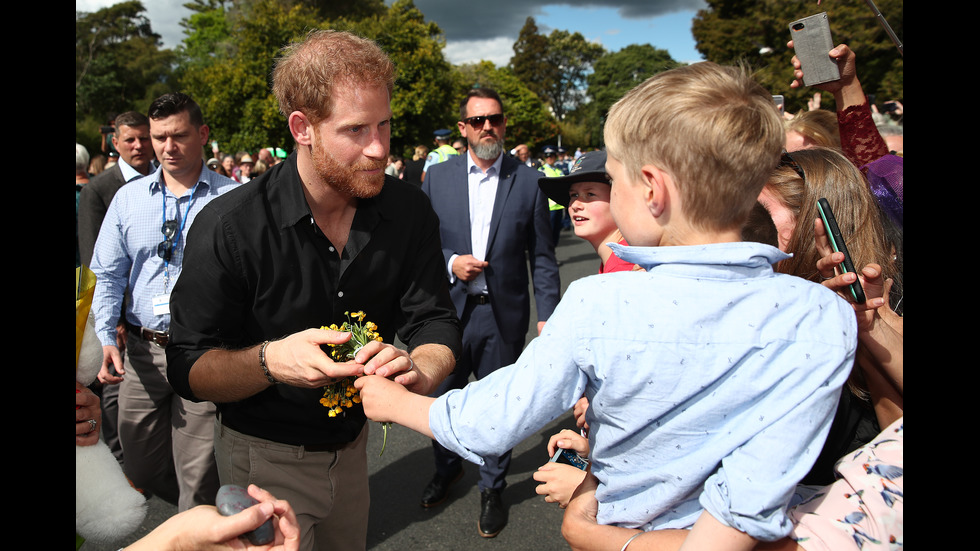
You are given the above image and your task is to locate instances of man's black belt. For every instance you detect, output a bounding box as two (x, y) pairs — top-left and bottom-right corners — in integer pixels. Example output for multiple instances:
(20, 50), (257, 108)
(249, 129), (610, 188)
(125, 321), (169, 347)
(466, 294), (490, 305)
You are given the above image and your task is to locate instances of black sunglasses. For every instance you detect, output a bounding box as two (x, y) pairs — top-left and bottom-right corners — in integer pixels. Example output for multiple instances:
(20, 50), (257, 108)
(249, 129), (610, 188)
(157, 219), (179, 262)
(779, 152), (806, 181)
(462, 114), (505, 127)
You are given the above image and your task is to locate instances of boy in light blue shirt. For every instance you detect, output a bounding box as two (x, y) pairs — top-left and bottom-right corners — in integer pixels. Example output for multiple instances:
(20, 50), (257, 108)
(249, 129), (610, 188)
(356, 62), (855, 545)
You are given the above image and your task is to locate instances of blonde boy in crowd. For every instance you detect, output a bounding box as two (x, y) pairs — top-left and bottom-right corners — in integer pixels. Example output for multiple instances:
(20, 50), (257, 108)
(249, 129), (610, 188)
(356, 62), (856, 546)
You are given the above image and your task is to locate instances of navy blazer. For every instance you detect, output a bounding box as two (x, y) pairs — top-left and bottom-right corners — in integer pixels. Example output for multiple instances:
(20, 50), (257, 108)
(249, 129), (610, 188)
(78, 163), (128, 267)
(422, 153), (560, 343)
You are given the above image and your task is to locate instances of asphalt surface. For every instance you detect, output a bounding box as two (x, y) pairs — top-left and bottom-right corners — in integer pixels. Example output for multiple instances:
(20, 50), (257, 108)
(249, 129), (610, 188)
(83, 227), (599, 551)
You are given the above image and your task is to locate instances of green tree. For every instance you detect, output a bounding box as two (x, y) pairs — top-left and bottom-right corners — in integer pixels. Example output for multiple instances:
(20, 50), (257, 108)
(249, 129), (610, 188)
(543, 30), (606, 122)
(692, 0), (902, 112)
(76, 0), (175, 151)
(178, 0), (456, 156)
(179, 0), (234, 69)
(178, 0), (320, 154)
(510, 17), (552, 99)
(509, 19), (605, 122)
(287, 0), (385, 21)
(587, 44), (682, 127)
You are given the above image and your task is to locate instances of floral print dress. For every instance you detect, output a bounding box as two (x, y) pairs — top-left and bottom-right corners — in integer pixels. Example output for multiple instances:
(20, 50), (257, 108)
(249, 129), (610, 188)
(789, 416), (903, 550)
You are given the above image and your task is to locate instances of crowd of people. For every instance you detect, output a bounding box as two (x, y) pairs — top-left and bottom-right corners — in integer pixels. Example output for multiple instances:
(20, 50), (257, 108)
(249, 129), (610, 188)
(76, 27), (902, 551)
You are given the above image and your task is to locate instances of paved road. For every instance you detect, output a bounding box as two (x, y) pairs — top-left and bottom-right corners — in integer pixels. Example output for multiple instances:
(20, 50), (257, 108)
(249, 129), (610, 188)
(84, 228), (598, 551)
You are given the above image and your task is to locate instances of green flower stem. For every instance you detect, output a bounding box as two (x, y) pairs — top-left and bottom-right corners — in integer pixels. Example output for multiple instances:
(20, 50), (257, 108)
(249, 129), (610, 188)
(380, 422), (391, 456)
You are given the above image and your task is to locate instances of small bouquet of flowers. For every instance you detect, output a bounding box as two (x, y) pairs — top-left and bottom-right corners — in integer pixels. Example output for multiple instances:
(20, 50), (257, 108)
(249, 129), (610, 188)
(320, 311), (391, 454)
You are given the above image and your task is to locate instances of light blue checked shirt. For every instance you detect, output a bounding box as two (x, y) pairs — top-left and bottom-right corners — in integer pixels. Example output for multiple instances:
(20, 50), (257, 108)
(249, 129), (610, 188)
(91, 162), (238, 346)
(429, 242), (856, 540)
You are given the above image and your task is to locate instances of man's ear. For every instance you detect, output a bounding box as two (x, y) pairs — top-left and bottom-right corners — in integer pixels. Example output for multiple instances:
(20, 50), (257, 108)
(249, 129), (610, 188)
(288, 111), (313, 146)
(639, 164), (669, 218)
(198, 124), (210, 147)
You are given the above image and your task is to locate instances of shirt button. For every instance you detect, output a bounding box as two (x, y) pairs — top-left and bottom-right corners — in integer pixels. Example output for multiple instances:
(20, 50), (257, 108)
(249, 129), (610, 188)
(329, 246), (335, 252)
(337, 291), (344, 298)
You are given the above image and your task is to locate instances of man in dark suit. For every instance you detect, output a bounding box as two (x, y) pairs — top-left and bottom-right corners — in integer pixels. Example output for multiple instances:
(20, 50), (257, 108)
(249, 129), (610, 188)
(78, 111), (155, 267)
(76, 110), (154, 468)
(421, 88), (561, 538)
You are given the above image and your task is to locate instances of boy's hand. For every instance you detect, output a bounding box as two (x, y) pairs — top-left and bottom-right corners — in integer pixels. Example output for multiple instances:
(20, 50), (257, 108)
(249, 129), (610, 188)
(534, 463), (587, 508)
(354, 374), (436, 438)
(354, 374), (408, 423)
(547, 428), (590, 458)
(572, 397), (590, 432)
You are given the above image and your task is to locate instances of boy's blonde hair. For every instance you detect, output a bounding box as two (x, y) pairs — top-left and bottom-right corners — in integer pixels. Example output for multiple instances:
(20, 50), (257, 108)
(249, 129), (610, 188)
(604, 62), (784, 232)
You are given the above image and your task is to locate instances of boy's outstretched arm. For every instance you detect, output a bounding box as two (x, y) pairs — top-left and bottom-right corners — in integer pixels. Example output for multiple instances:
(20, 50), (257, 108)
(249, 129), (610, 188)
(355, 374), (435, 438)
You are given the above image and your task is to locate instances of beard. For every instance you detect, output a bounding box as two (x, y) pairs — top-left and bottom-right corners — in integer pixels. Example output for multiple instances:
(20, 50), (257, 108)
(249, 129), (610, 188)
(469, 130), (504, 161)
(311, 135), (386, 199)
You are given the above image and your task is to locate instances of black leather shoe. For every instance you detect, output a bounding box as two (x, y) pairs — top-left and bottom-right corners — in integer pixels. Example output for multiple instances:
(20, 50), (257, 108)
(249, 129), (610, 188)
(478, 489), (507, 538)
(420, 467), (463, 508)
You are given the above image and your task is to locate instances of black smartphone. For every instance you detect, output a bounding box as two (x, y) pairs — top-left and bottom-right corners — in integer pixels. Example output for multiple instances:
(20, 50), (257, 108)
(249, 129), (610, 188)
(817, 198), (866, 303)
(550, 447), (589, 470)
(789, 13), (840, 86)
(215, 484), (276, 545)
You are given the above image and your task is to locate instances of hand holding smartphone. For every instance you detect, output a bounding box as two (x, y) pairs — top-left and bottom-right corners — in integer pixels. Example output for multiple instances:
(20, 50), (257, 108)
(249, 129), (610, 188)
(550, 447), (589, 470)
(816, 198), (865, 303)
(772, 95), (785, 116)
(789, 13), (840, 86)
(215, 484), (276, 545)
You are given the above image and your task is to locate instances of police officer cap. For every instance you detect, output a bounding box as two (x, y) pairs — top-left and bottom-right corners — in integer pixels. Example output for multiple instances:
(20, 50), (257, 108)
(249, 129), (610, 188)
(434, 129), (453, 139)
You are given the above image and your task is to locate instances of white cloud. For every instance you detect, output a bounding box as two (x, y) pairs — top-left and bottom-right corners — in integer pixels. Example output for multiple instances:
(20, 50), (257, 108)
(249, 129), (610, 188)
(443, 37), (515, 67)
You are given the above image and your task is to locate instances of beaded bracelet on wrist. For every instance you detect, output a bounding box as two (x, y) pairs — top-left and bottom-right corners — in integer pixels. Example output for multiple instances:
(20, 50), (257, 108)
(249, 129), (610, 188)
(259, 340), (279, 384)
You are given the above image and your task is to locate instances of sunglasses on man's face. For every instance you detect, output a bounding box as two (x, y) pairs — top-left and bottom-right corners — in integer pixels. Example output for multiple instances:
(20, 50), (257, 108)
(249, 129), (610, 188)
(462, 114), (505, 127)
(157, 219), (179, 262)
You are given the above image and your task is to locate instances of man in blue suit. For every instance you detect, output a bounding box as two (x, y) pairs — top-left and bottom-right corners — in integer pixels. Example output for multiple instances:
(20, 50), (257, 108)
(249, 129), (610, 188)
(421, 88), (561, 538)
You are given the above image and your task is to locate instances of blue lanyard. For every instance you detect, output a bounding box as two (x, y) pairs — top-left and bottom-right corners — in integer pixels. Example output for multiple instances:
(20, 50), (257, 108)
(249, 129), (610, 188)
(161, 181), (199, 286)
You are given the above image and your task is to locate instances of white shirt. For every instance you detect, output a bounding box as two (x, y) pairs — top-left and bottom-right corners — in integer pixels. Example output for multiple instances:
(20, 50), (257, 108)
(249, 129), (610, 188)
(448, 153), (503, 295)
(116, 157), (145, 183)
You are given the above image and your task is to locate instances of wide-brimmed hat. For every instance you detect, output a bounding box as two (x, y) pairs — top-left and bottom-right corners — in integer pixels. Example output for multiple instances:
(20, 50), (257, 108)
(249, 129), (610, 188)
(537, 150), (609, 207)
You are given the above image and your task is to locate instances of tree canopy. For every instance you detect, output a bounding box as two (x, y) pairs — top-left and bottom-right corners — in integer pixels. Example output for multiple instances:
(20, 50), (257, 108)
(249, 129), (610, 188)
(509, 17), (605, 122)
(175, 0), (457, 156)
(77, 0), (902, 160)
(177, 0), (321, 154)
(692, 0), (903, 112)
(588, 44), (682, 125)
(76, 0), (175, 153)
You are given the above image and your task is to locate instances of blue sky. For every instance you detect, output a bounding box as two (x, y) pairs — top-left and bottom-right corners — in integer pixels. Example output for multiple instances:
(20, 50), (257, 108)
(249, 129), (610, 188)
(77, 0), (707, 66)
(471, 4), (706, 65)
(547, 7), (705, 63)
